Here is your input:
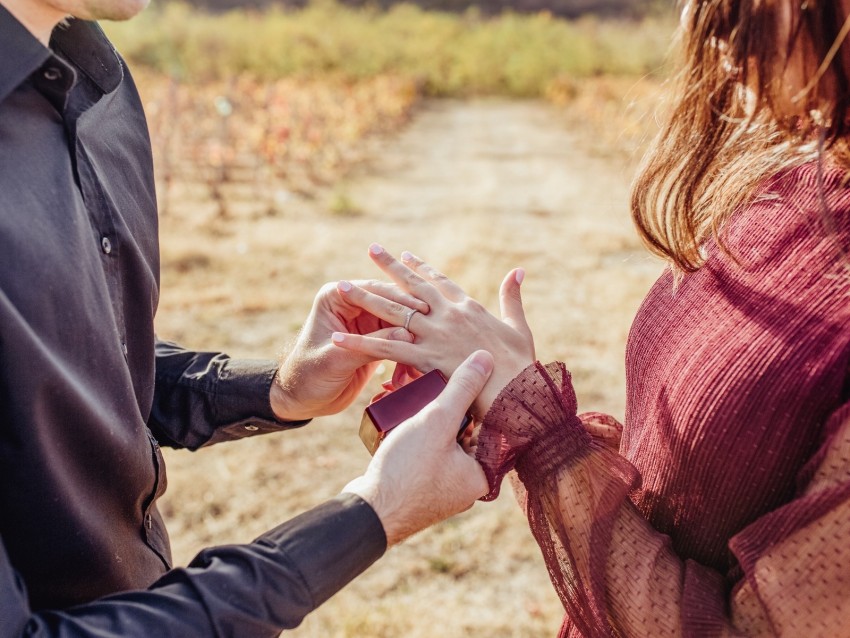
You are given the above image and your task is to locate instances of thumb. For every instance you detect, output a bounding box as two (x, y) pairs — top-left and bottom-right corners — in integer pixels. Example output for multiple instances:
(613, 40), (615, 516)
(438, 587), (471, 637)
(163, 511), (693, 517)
(433, 351), (494, 432)
(499, 268), (531, 338)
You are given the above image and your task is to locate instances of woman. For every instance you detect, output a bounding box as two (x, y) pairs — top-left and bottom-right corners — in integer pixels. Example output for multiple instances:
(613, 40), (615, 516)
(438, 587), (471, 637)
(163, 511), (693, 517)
(332, 1), (850, 635)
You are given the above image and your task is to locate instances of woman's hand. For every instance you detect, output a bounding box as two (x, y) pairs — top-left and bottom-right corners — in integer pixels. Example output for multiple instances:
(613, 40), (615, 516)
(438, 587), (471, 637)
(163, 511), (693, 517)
(330, 244), (535, 417)
(270, 279), (429, 421)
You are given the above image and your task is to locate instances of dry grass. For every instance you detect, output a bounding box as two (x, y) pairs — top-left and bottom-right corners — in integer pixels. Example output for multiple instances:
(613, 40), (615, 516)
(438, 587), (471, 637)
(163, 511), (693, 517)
(148, 70), (666, 635)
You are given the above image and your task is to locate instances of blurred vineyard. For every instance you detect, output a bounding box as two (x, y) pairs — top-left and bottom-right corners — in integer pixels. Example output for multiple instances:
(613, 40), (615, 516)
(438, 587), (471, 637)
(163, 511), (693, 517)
(134, 71), (419, 216)
(109, 2), (673, 216)
(132, 73), (663, 220)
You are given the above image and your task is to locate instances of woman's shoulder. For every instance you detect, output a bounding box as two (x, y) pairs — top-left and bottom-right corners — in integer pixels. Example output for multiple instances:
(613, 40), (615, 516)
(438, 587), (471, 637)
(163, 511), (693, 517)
(757, 160), (850, 216)
(721, 160), (850, 258)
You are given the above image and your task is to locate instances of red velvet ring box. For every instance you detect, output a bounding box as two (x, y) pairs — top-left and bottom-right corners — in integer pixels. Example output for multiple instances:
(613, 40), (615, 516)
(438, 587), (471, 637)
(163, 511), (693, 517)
(359, 369), (471, 455)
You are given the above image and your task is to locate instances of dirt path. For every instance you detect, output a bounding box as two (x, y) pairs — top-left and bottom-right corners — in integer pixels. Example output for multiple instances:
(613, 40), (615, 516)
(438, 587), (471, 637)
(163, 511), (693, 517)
(157, 99), (663, 638)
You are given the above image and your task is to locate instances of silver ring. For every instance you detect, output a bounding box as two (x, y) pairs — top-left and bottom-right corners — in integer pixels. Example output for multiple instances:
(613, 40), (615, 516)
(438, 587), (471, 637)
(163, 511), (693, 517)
(403, 308), (419, 331)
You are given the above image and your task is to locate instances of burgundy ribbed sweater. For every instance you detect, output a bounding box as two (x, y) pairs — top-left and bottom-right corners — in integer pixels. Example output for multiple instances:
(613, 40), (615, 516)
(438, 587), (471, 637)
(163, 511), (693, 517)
(476, 161), (850, 637)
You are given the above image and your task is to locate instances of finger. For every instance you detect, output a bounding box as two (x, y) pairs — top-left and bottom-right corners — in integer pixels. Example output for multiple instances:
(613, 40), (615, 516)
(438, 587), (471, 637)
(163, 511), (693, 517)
(370, 326), (415, 343)
(400, 251), (466, 302)
(331, 331), (426, 368)
(459, 423), (477, 454)
(499, 268), (532, 338)
(319, 326), (411, 370)
(367, 244), (444, 307)
(356, 279), (430, 314)
(432, 351), (494, 437)
(338, 281), (430, 331)
(465, 422), (480, 449)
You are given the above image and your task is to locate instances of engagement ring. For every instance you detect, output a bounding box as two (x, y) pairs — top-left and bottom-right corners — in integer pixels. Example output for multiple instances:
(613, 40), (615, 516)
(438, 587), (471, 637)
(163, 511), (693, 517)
(403, 308), (419, 331)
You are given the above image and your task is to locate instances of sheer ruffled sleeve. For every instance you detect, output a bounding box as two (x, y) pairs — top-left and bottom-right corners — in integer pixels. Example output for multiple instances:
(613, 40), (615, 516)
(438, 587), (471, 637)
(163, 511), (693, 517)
(475, 362), (850, 637)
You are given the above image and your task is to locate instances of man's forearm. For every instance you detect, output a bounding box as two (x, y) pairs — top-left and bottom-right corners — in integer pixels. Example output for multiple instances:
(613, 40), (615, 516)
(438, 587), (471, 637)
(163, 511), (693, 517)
(150, 339), (309, 449)
(1, 495), (385, 637)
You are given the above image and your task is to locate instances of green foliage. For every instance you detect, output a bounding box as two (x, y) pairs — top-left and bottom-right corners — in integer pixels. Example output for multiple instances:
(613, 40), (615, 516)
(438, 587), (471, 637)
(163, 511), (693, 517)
(104, 1), (675, 96)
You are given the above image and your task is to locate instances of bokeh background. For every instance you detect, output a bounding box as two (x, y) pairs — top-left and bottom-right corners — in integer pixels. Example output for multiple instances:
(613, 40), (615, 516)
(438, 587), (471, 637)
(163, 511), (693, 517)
(103, 2), (675, 634)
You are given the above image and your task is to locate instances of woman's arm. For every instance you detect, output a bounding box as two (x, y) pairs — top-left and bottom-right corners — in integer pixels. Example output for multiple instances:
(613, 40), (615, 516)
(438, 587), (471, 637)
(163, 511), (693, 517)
(482, 360), (850, 637)
(333, 247), (850, 636)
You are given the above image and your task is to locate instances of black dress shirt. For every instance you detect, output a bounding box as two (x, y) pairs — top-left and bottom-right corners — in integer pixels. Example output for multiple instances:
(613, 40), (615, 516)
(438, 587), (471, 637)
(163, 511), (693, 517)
(0, 7), (385, 634)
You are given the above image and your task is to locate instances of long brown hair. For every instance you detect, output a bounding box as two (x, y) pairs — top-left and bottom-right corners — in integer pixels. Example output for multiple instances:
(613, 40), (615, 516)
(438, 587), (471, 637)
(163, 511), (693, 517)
(631, 0), (850, 271)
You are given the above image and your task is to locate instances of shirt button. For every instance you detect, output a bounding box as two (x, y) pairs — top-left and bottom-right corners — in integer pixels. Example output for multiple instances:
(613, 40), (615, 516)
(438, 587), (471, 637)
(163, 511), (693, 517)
(244, 424), (259, 431)
(101, 236), (112, 254)
(43, 67), (62, 82)
(121, 342), (128, 357)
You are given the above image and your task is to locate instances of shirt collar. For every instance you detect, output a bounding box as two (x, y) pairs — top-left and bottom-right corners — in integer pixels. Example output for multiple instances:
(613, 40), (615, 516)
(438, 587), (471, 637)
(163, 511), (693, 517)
(0, 6), (122, 106)
(0, 3), (51, 104)
(51, 18), (123, 96)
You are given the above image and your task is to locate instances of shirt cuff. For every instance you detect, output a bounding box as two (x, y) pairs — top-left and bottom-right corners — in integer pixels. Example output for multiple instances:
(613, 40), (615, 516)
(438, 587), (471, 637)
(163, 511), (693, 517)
(255, 493), (387, 610)
(210, 359), (311, 443)
(476, 361), (590, 500)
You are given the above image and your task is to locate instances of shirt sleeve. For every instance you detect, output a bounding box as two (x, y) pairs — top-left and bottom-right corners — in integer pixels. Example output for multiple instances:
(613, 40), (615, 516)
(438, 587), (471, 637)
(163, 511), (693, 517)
(1, 494), (386, 638)
(149, 338), (310, 450)
(475, 361), (850, 636)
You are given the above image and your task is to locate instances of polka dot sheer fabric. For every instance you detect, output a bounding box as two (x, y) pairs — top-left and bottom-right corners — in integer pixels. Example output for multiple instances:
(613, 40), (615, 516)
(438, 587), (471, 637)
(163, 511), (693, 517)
(474, 162), (850, 637)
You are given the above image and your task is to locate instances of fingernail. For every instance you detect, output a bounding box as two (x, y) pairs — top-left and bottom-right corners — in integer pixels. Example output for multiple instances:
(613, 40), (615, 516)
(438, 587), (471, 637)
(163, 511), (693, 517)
(369, 243), (384, 256)
(401, 250), (413, 262)
(515, 268), (525, 285)
(469, 351), (494, 376)
(338, 280), (352, 293)
(331, 332), (345, 343)
(389, 328), (409, 341)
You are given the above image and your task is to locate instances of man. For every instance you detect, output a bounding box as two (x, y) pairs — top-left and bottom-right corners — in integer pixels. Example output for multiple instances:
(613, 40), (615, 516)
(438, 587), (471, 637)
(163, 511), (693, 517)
(0, 0), (491, 633)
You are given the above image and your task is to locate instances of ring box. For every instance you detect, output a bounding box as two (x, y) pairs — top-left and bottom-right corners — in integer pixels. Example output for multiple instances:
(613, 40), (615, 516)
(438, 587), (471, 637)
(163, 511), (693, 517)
(359, 369), (471, 455)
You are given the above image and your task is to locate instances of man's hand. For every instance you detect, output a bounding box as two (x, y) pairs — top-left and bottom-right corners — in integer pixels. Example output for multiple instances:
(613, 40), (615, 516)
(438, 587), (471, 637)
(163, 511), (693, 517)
(342, 351), (493, 546)
(270, 280), (429, 421)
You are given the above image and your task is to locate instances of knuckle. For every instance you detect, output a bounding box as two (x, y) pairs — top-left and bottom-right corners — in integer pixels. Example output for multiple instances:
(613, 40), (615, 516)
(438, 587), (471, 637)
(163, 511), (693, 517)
(376, 339), (397, 358)
(404, 270), (422, 286)
(444, 306), (463, 322)
(462, 298), (486, 315)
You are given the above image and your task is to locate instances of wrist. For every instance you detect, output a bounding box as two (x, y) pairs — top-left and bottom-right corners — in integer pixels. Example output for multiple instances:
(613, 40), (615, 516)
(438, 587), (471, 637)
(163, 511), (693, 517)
(269, 368), (309, 421)
(472, 357), (533, 419)
(342, 477), (407, 547)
